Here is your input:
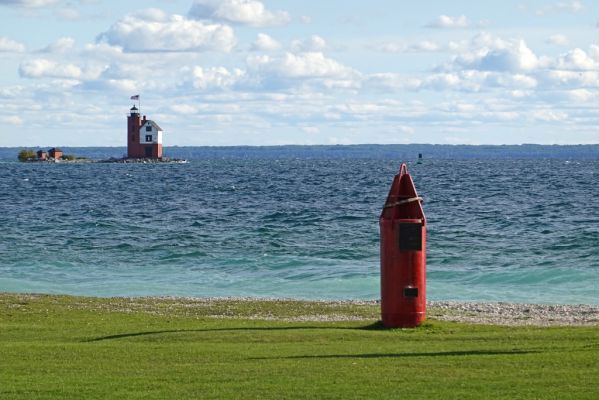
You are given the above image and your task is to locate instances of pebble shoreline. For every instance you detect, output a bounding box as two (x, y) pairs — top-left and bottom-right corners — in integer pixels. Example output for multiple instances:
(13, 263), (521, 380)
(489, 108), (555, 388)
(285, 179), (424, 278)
(4, 294), (599, 327)
(427, 301), (599, 327)
(151, 296), (599, 326)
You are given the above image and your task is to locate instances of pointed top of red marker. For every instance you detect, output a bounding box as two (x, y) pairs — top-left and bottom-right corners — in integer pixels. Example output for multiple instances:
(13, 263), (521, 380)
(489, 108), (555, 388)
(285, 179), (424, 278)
(380, 162), (425, 223)
(399, 163), (408, 176)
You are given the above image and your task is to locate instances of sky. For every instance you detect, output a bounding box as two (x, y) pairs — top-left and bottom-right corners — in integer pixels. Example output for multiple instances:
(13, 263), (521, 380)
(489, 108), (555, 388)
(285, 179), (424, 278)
(1, 0), (599, 147)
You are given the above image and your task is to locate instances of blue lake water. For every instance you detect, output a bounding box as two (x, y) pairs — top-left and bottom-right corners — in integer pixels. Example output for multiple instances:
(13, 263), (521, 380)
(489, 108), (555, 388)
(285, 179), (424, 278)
(1, 148), (598, 304)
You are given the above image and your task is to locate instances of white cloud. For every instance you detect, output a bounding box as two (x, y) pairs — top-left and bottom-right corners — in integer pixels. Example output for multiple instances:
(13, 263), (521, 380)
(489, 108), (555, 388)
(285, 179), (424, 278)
(0, 36), (25, 52)
(494, 73), (538, 89)
(365, 73), (421, 91)
(422, 73), (461, 90)
(55, 5), (80, 19)
(299, 15), (311, 24)
(98, 9), (236, 53)
(366, 68), (538, 94)
(96, 63), (145, 81)
(82, 42), (125, 59)
(373, 39), (446, 54)
(442, 102), (477, 113)
(444, 34), (540, 72)
(396, 125), (415, 134)
(189, 0), (290, 27)
(426, 15), (469, 29)
(169, 104), (200, 114)
(189, 66), (245, 89)
(510, 90), (533, 98)
(554, 48), (599, 70)
(411, 40), (441, 52)
(469, 32), (509, 49)
(566, 88), (594, 101)
(461, 71), (538, 90)
(291, 35), (327, 52)
(41, 37), (75, 53)
(370, 32), (599, 99)
(251, 33), (280, 51)
(301, 126), (319, 133)
(589, 44), (599, 59)
(101, 79), (138, 92)
(478, 40), (539, 71)
(0, 85), (25, 98)
(531, 109), (568, 122)
(427, 33), (599, 96)
(541, 70), (599, 88)
(243, 52), (361, 92)
(374, 42), (405, 53)
(546, 34), (569, 46)
(0, 0), (59, 8)
(19, 58), (82, 79)
(80, 77), (139, 93)
(0, 115), (24, 126)
(536, 1), (584, 15)
(248, 52), (356, 80)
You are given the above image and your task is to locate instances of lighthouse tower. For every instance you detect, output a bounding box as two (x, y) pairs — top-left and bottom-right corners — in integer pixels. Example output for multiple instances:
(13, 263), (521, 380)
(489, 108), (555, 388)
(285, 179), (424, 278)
(127, 105), (164, 159)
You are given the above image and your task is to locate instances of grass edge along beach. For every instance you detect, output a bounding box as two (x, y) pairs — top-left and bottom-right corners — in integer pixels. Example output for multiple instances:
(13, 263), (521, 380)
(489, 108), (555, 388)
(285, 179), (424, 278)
(1, 293), (598, 399)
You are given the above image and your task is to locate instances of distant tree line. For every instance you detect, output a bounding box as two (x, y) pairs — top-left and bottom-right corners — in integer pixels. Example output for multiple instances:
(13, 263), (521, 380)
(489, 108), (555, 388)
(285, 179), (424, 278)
(17, 149), (78, 162)
(17, 149), (36, 162)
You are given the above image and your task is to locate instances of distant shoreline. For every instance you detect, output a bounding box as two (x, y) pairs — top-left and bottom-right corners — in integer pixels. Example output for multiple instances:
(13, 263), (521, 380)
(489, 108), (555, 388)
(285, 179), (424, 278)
(3, 293), (598, 327)
(2, 143), (599, 161)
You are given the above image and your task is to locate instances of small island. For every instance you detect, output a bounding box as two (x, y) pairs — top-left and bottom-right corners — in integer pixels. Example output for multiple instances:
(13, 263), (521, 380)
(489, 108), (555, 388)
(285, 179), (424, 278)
(17, 101), (186, 164)
(17, 148), (89, 163)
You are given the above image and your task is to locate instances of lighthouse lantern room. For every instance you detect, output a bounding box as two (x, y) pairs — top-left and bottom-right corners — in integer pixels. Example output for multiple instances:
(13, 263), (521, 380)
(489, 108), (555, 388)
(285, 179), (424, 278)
(127, 105), (164, 159)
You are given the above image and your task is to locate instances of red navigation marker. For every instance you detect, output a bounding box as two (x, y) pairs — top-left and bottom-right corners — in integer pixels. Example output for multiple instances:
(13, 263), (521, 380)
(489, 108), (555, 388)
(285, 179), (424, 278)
(379, 163), (426, 328)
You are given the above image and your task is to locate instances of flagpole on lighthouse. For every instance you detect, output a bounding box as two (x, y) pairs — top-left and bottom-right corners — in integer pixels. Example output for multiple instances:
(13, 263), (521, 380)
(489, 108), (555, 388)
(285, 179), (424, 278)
(130, 94), (140, 113)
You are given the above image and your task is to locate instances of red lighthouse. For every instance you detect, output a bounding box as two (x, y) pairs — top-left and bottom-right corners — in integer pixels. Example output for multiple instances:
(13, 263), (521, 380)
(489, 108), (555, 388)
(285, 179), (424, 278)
(127, 105), (164, 159)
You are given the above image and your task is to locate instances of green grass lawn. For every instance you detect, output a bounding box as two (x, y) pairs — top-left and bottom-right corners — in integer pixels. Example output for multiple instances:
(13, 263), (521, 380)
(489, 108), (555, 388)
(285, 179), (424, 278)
(1, 294), (598, 399)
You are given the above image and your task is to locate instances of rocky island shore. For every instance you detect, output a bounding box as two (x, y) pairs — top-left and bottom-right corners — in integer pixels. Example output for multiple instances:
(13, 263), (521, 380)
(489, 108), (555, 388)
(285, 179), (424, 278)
(99, 157), (188, 163)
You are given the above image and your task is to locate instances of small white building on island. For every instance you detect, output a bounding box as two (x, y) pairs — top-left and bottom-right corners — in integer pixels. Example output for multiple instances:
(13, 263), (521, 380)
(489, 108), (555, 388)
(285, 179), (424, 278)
(140, 120), (163, 147)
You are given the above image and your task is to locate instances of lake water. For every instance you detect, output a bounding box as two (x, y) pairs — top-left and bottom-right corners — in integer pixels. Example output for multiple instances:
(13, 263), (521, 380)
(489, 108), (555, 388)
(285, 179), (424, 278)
(1, 148), (598, 304)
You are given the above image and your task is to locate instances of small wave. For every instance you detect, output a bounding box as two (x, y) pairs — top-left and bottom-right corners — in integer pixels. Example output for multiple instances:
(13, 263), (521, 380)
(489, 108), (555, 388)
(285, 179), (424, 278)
(159, 251), (208, 261)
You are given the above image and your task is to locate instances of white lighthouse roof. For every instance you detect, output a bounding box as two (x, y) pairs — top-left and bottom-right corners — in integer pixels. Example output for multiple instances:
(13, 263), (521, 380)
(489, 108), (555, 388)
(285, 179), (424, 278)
(142, 120), (163, 132)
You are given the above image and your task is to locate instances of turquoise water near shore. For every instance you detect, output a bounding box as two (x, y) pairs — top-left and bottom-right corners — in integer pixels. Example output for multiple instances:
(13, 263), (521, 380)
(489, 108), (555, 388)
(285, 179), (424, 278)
(1, 150), (598, 304)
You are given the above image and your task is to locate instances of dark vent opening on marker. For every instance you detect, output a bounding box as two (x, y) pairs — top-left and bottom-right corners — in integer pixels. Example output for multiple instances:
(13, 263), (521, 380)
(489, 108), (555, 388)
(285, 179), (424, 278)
(398, 223), (422, 251)
(404, 287), (419, 297)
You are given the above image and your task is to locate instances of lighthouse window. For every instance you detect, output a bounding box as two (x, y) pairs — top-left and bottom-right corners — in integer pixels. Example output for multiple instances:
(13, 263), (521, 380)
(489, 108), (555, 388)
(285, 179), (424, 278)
(146, 126), (152, 132)
(145, 135), (152, 142)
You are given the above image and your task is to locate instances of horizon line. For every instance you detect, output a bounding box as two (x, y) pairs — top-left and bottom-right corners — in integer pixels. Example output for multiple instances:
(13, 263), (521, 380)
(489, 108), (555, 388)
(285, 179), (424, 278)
(2, 143), (599, 149)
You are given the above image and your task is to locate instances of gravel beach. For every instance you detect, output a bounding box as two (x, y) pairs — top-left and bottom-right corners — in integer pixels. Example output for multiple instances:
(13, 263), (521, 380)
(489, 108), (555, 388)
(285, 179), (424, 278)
(427, 301), (599, 327)
(3, 294), (598, 327)
(163, 297), (599, 326)
(175, 297), (599, 326)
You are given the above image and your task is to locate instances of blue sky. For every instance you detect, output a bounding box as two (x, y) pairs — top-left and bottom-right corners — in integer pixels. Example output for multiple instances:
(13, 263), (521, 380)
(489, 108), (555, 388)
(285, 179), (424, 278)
(1, 0), (598, 146)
